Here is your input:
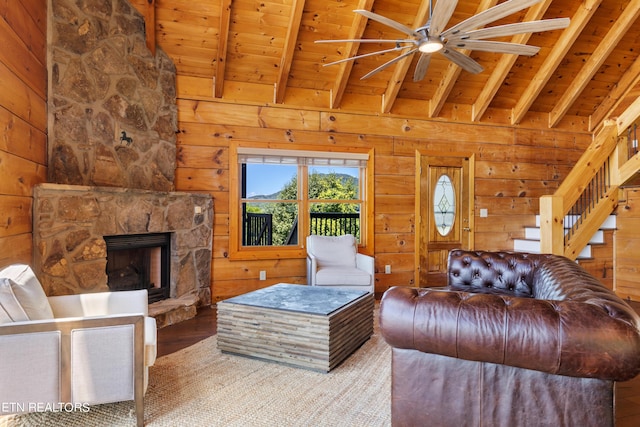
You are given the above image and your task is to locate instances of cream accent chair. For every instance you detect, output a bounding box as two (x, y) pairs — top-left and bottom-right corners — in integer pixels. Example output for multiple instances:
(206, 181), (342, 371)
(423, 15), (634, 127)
(0, 264), (156, 427)
(306, 234), (375, 294)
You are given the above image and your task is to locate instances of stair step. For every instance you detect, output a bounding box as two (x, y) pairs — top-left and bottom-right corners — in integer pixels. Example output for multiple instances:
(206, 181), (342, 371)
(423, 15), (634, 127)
(524, 227), (604, 244)
(535, 214), (616, 229)
(513, 239), (592, 259)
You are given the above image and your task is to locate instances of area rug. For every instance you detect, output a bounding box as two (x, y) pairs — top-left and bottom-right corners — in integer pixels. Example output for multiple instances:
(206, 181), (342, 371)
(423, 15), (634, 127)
(0, 316), (391, 426)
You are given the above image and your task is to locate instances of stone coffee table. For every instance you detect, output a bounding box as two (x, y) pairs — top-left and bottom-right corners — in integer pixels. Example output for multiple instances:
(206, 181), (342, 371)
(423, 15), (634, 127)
(216, 283), (374, 372)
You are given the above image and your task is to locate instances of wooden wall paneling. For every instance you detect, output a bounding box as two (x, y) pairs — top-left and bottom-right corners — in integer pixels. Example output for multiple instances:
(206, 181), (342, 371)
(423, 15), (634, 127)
(0, 143), (47, 197)
(374, 213), (415, 234)
(0, 106), (46, 164)
(615, 188), (640, 300)
(0, 60), (46, 131)
(174, 97), (591, 301)
(0, 195), (32, 238)
(0, 12), (46, 97)
(0, 234), (33, 267)
(174, 168), (229, 192)
(0, 0), (47, 269)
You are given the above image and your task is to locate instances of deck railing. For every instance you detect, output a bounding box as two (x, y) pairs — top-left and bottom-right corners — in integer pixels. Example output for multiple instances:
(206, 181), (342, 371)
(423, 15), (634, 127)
(243, 212), (360, 246)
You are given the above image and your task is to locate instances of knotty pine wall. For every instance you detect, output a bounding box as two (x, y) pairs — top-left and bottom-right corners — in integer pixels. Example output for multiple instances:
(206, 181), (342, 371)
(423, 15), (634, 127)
(616, 188), (640, 301)
(174, 97), (593, 301)
(0, 1), (47, 268)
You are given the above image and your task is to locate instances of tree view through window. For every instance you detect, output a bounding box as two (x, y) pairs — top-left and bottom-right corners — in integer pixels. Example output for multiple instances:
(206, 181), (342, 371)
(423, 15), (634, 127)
(241, 155), (364, 247)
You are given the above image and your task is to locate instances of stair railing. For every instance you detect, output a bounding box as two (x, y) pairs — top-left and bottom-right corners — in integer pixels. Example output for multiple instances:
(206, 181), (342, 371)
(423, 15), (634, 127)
(540, 103), (640, 259)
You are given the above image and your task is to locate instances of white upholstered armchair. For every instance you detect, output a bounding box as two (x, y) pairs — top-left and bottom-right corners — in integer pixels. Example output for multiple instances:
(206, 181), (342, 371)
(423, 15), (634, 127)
(0, 264), (157, 427)
(306, 234), (374, 294)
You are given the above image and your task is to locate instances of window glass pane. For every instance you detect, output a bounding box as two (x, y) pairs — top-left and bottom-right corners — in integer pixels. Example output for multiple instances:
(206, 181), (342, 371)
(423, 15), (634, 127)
(433, 174), (456, 236)
(242, 202), (299, 246)
(245, 164), (297, 199)
(308, 166), (359, 200)
(310, 202), (361, 239)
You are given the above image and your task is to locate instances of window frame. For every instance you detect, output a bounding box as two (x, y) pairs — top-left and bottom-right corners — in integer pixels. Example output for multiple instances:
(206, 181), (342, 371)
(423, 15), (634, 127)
(229, 142), (374, 260)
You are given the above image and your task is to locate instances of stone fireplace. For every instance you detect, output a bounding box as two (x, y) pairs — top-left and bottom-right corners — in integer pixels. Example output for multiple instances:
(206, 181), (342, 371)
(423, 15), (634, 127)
(36, 1), (215, 327)
(33, 184), (213, 327)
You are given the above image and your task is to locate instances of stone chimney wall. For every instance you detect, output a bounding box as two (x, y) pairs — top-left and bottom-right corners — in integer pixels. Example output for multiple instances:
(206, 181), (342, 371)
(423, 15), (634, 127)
(48, 0), (177, 191)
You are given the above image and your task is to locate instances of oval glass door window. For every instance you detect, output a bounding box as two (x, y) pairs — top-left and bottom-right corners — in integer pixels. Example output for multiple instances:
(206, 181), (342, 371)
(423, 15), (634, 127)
(434, 174), (455, 236)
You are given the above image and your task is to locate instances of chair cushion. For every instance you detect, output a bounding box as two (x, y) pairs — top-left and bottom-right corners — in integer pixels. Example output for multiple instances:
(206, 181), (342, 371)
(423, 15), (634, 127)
(308, 235), (357, 268)
(0, 264), (54, 323)
(316, 266), (371, 286)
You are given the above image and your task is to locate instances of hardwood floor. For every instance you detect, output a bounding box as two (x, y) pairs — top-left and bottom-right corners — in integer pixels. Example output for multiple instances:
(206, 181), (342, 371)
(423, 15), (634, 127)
(156, 302), (640, 425)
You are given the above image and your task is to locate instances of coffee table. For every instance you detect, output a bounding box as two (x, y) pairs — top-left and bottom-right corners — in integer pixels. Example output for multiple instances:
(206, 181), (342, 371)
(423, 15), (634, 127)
(216, 283), (374, 372)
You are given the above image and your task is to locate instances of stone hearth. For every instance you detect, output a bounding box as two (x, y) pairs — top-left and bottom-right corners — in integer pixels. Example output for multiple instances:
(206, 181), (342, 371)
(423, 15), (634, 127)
(33, 183), (213, 327)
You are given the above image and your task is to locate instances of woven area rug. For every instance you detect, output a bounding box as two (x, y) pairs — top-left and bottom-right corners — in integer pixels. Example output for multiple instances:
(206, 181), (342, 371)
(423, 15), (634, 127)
(0, 314), (391, 427)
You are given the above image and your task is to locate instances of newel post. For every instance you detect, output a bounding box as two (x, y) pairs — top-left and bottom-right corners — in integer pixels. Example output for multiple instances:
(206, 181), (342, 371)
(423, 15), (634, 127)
(539, 195), (564, 255)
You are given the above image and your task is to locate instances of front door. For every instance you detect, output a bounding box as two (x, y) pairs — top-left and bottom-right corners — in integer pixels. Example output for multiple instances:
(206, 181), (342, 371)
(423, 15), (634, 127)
(416, 153), (474, 287)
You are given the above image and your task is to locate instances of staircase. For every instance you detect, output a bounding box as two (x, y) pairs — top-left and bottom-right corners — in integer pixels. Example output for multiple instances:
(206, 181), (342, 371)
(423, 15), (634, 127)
(514, 215), (616, 259)
(537, 110), (640, 260)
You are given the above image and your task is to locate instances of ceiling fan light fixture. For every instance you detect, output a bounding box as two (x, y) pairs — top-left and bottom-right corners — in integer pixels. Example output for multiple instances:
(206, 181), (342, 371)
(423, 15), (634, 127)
(418, 38), (443, 53)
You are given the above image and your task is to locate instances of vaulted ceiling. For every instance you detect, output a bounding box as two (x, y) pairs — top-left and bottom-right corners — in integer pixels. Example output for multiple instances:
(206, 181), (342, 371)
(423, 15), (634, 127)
(132, 0), (640, 131)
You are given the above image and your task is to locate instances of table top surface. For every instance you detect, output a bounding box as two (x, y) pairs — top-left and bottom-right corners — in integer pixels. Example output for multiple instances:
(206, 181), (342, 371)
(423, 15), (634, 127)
(220, 283), (369, 315)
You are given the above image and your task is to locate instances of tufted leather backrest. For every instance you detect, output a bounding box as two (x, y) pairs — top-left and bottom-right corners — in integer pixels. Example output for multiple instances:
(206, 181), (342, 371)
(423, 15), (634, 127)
(447, 250), (552, 298)
(447, 249), (640, 329)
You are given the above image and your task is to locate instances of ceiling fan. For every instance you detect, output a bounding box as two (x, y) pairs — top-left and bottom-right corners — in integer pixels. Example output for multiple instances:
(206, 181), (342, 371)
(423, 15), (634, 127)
(316, 0), (570, 81)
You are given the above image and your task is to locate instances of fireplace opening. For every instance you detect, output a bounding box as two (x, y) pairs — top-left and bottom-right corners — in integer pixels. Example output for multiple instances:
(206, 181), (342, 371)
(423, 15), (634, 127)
(104, 232), (171, 304)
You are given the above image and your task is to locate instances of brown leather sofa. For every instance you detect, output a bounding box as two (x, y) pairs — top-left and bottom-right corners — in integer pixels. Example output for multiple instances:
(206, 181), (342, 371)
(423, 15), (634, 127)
(380, 250), (640, 427)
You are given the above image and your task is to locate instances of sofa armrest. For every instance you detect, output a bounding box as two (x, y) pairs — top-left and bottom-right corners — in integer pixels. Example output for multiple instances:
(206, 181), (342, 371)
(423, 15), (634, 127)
(48, 289), (149, 318)
(356, 253), (374, 276)
(380, 286), (640, 381)
(307, 253), (318, 286)
(0, 314), (147, 410)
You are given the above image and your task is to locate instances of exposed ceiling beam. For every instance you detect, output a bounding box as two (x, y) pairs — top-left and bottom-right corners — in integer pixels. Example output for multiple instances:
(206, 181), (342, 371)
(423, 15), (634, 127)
(330, 0), (375, 109)
(143, 0), (156, 56)
(511, 0), (602, 125)
(549, 0), (640, 128)
(471, 0), (551, 122)
(275, 0), (306, 104)
(381, 0), (432, 113)
(429, 0), (497, 118)
(214, 0), (232, 98)
(590, 55), (640, 132)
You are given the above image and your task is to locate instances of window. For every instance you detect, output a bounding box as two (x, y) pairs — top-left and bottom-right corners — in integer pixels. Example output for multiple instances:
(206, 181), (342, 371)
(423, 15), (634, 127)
(229, 145), (373, 260)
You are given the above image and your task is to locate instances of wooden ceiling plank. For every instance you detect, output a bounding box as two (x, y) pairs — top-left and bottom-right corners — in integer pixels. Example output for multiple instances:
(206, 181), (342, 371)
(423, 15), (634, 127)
(429, 0), (497, 118)
(590, 55), (640, 132)
(275, 0), (307, 104)
(330, 0), (376, 109)
(381, 0), (432, 113)
(471, 0), (552, 122)
(511, 0), (603, 126)
(549, 0), (640, 128)
(215, 0), (232, 98)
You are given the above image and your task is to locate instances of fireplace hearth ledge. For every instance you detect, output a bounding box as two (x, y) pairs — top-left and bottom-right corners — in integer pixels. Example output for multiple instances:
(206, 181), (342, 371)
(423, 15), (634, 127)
(149, 293), (200, 328)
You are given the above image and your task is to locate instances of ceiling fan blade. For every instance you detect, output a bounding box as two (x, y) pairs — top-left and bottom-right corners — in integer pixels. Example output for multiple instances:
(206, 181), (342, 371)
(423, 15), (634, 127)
(446, 18), (570, 42)
(441, 0), (542, 38)
(413, 53), (432, 82)
(449, 40), (540, 56)
(440, 48), (484, 74)
(353, 9), (421, 38)
(360, 48), (418, 79)
(315, 39), (416, 45)
(322, 45), (410, 67)
(429, 0), (459, 36)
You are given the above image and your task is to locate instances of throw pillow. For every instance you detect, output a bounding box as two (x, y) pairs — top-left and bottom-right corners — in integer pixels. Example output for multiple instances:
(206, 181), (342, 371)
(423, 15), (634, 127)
(0, 264), (54, 321)
(0, 277), (30, 324)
